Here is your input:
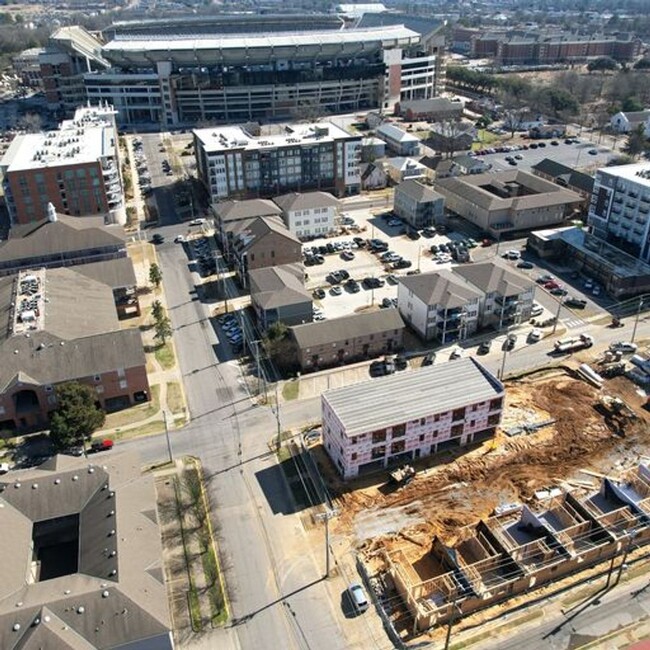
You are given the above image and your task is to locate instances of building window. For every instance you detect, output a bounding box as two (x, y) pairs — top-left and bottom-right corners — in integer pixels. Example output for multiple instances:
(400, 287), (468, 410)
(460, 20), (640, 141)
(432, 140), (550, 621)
(119, 380), (128, 390)
(351, 453), (357, 461)
(351, 436), (359, 445)
(94, 375), (101, 383)
(420, 417), (426, 425)
(488, 414), (500, 426)
(392, 423), (406, 438)
(419, 434), (425, 442)
(390, 440), (405, 455)
(452, 408), (465, 422)
(490, 398), (503, 410)
(44, 385), (53, 393)
(372, 446), (385, 459)
(434, 414), (440, 422)
(372, 429), (387, 443)
(451, 424), (464, 437)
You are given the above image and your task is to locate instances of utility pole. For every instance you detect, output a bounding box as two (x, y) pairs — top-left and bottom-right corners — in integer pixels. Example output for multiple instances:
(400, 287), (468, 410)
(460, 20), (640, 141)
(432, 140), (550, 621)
(552, 296), (563, 336)
(443, 579), (460, 650)
(314, 509), (335, 578)
(614, 529), (638, 587)
(631, 298), (645, 344)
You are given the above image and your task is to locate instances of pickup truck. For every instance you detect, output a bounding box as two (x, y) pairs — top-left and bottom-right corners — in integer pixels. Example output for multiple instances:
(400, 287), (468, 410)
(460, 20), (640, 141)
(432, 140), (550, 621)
(554, 333), (594, 354)
(89, 439), (114, 454)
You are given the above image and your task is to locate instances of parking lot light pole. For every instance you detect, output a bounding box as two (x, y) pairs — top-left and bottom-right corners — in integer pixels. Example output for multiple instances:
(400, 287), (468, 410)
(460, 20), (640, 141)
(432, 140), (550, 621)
(631, 299), (645, 344)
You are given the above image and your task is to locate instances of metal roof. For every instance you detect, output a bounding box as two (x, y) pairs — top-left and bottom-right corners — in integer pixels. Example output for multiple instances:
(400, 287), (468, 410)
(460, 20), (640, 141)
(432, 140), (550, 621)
(323, 358), (503, 436)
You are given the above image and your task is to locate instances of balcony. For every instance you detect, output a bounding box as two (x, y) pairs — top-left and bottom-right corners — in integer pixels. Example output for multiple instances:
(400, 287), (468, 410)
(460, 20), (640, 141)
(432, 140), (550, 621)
(495, 295), (519, 308)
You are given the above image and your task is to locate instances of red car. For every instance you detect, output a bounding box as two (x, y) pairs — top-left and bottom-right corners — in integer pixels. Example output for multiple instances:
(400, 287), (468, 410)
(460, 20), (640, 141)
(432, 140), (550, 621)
(544, 281), (561, 290)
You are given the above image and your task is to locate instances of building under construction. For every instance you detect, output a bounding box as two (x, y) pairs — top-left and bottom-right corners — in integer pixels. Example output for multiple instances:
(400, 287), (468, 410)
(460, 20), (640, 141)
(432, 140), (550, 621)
(385, 463), (650, 631)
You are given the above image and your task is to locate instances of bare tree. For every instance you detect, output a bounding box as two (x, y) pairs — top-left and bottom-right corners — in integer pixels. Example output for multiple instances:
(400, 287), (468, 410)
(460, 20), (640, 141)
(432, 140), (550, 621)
(502, 108), (526, 138)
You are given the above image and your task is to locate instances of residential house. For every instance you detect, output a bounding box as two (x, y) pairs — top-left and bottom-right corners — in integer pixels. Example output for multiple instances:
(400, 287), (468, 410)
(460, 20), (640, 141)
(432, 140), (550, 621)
(393, 179), (445, 228)
(610, 110), (650, 134)
(454, 262), (535, 330)
(453, 153), (491, 175)
(529, 124), (566, 139)
(322, 358), (504, 478)
(359, 162), (389, 190)
(0, 451), (173, 649)
(434, 170), (582, 236)
(0, 266), (149, 432)
(365, 111), (386, 130)
(290, 309), (404, 372)
(249, 263), (312, 330)
(397, 270), (482, 342)
(531, 158), (594, 212)
(426, 122), (475, 155)
(273, 191), (339, 239)
(395, 97), (464, 122)
(385, 157), (427, 184)
(229, 216), (302, 287)
(376, 123), (421, 156)
(213, 198), (283, 256)
(515, 113), (545, 131)
(419, 155), (459, 181)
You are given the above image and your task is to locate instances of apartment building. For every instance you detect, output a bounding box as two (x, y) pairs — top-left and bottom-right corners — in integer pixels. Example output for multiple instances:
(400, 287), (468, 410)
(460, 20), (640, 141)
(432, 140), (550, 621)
(455, 263), (536, 330)
(322, 358), (504, 478)
(249, 263), (312, 330)
(273, 191), (339, 239)
(195, 122), (362, 201)
(376, 123), (421, 157)
(395, 97), (463, 122)
(42, 16), (443, 126)
(228, 216), (302, 287)
(0, 104), (125, 226)
(531, 158), (594, 212)
(0, 267), (149, 432)
(290, 309), (404, 372)
(588, 163), (650, 264)
(398, 270), (482, 343)
(393, 179), (445, 229)
(435, 170), (581, 236)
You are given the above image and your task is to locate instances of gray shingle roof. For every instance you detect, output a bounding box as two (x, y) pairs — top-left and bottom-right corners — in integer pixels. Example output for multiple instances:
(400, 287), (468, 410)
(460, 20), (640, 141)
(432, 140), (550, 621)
(531, 158), (594, 194)
(398, 97), (463, 115)
(0, 451), (172, 650)
(273, 191), (339, 213)
(399, 269), (482, 307)
(395, 179), (442, 203)
(323, 358), (503, 436)
(72, 257), (137, 289)
(250, 263), (311, 310)
(376, 123), (420, 143)
(232, 215), (300, 253)
(215, 198), (282, 222)
(0, 215), (126, 266)
(454, 262), (533, 297)
(291, 309), (404, 349)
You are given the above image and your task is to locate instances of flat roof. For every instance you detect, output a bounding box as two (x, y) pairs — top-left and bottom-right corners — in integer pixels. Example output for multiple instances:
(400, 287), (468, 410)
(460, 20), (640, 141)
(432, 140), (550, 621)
(323, 357), (503, 436)
(0, 105), (117, 172)
(195, 121), (357, 154)
(104, 25), (418, 52)
(597, 162), (650, 188)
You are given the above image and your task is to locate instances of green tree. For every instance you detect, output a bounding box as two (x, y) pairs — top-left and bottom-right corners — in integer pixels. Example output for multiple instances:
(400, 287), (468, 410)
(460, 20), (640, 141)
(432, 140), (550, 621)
(622, 96), (644, 113)
(587, 57), (619, 72)
(49, 382), (106, 450)
(623, 125), (648, 159)
(263, 322), (297, 374)
(154, 315), (173, 345)
(151, 299), (164, 322)
(149, 262), (163, 288)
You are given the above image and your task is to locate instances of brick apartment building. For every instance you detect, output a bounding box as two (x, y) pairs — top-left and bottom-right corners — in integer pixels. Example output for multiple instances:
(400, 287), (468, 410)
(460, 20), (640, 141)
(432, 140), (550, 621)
(322, 358), (504, 478)
(0, 104), (125, 226)
(0, 267), (149, 433)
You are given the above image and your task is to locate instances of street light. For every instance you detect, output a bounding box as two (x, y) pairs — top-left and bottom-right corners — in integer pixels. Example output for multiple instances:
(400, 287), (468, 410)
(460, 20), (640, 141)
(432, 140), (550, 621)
(314, 509), (335, 579)
(631, 298), (646, 344)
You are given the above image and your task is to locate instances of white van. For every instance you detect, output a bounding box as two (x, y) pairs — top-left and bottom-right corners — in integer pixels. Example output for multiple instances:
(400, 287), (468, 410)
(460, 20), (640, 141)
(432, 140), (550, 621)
(348, 583), (369, 614)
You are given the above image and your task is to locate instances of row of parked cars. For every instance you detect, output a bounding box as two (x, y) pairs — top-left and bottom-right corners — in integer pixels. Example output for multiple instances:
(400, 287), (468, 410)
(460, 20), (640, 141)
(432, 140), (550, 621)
(194, 238), (216, 276)
(218, 313), (243, 351)
(133, 139), (153, 197)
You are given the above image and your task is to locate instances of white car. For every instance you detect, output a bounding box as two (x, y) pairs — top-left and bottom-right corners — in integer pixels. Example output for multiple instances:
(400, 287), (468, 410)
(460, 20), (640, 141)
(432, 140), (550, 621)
(528, 328), (543, 343)
(189, 218), (206, 226)
(450, 346), (463, 360)
(531, 303), (544, 317)
(502, 250), (521, 260)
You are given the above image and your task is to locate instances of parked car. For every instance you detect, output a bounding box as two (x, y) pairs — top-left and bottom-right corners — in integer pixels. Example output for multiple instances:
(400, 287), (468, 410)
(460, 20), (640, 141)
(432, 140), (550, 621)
(531, 303), (544, 317)
(313, 288), (326, 300)
(609, 341), (638, 354)
(341, 250), (355, 261)
(550, 287), (568, 296)
(406, 229), (421, 240)
(422, 352), (435, 366)
(347, 583), (369, 614)
(151, 234), (164, 244)
(502, 250), (521, 260)
(564, 297), (587, 309)
(477, 340), (492, 355)
(517, 260), (534, 269)
(450, 346), (463, 360)
(528, 328), (543, 343)
(504, 334), (517, 351)
(89, 439), (114, 454)
(330, 286), (343, 296)
(536, 274), (555, 284)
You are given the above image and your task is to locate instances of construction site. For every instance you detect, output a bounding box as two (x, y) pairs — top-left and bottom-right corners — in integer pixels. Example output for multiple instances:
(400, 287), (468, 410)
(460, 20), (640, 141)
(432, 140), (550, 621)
(307, 348), (650, 643)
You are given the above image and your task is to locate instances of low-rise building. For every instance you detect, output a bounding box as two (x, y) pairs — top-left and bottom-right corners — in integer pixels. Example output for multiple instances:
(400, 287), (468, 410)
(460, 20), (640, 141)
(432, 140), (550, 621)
(386, 157), (427, 184)
(426, 122), (475, 154)
(398, 270), (482, 342)
(0, 450), (173, 648)
(531, 158), (594, 211)
(376, 123), (421, 156)
(249, 263), (312, 330)
(393, 179), (445, 229)
(360, 162), (389, 190)
(454, 262), (535, 330)
(0, 104), (125, 225)
(273, 191), (339, 240)
(361, 136), (387, 161)
(395, 97), (464, 122)
(610, 110), (650, 134)
(435, 170), (582, 236)
(453, 153), (490, 175)
(229, 216), (302, 288)
(290, 309), (404, 372)
(322, 358), (504, 478)
(0, 266), (149, 432)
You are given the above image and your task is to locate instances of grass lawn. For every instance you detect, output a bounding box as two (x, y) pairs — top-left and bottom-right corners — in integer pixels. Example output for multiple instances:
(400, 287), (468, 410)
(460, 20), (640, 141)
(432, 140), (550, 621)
(167, 382), (185, 414)
(111, 419), (165, 441)
(472, 129), (501, 150)
(155, 342), (176, 370)
(282, 380), (300, 401)
(103, 384), (160, 430)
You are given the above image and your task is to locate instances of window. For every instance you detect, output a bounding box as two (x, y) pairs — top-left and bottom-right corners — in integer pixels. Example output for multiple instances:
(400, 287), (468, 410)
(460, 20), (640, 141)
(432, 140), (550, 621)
(452, 408), (466, 422)
(488, 414), (500, 426)
(351, 453), (357, 461)
(451, 424), (463, 437)
(420, 417), (426, 426)
(372, 429), (387, 443)
(390, 440), (405, 455)
(419, 434), (425, 442)
(490, 398), (503, 410)
(119, 380), (128, 390)
(434, 414), (440, 422)
(392, 423), (406, 438)
(372, 446), (385, 459)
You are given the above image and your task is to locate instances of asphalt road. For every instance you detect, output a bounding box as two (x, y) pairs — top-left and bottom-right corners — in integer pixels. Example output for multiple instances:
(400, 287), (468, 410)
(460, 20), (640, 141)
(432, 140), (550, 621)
(139, 225), (364, 650)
